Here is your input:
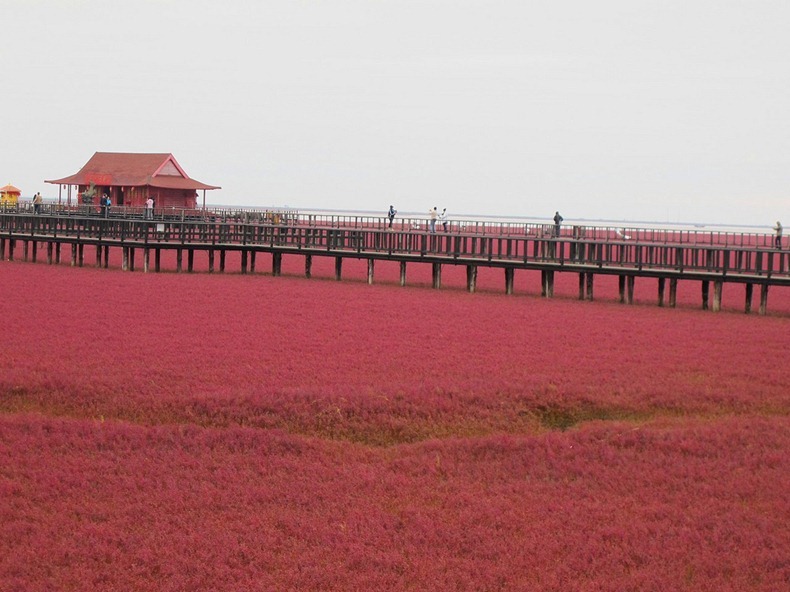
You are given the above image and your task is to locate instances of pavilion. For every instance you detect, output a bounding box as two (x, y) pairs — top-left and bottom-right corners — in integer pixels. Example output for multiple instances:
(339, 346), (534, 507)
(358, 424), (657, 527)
(46, 152), (220, 208)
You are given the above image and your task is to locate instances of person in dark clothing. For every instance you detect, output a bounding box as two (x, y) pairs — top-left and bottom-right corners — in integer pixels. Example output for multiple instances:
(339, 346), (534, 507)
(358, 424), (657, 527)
(387, 205), (397, 229)
(553, 211), (563, 237)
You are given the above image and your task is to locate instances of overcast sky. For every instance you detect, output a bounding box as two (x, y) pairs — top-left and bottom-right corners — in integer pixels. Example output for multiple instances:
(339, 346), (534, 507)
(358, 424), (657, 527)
(2, 0), (787, 226)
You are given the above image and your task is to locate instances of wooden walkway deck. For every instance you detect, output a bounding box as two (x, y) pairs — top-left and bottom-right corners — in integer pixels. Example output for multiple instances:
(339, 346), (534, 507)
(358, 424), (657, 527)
(2, 211), (788, 314)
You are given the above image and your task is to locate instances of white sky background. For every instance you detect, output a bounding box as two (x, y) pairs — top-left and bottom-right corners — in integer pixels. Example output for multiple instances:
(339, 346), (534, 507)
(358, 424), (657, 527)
(1, 0), (788, 226)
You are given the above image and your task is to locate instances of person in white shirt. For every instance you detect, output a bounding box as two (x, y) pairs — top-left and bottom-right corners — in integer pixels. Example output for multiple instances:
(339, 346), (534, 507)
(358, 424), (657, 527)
(439, 208), (448, 232)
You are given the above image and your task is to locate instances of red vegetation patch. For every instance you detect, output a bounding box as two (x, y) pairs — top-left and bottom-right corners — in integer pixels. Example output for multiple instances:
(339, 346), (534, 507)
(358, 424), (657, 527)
(0, 261), (788, 590)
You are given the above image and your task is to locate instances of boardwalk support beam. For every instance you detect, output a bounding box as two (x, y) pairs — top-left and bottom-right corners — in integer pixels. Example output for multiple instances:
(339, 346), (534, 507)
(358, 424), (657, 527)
(273, 252), (282, 277)
(712, 280), (722, 312)
(745, 283), (753, 314)
(505, 267), (514, 295)
(467, 265), (477, 293)
(759, 284), (769, 315)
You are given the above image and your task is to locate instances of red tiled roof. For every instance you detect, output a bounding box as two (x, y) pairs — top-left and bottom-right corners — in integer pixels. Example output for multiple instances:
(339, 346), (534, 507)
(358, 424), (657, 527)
(0, 184), (21, 193)
(45, 152), (220, 190)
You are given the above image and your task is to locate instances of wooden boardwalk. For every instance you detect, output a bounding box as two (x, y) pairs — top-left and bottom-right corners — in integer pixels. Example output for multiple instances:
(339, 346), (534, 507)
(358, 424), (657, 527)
(1, 210), (788, 314)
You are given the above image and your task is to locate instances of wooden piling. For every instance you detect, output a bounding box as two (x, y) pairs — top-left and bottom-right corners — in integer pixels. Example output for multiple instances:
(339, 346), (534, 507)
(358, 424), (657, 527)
(541, 270), (554, 297)
(745, 283), (753, 314)
(658, 277), (665, 307)
(701, 280), (710, 310)
(241, 250), (248, 274)
(56, 243), (62, 264)
(249, 251), (256, 274)
(712, 280), (722, 312)
(759, 284), (769, 315)
(144, 248), (150, 273)
(669, 278), (678, 308)
(466, 265), (477, 293)
(586, 272), (594, 301)
(505, 267), (514, 295)
(219, 250), (226, 273)
(78, 244), (84, 267)
(208, 250), (215, 273)
(367, 259), (374, 285)
(335, 256), (342, 281)
(400, 261), (407, 287)
(432, 262), (442, 289)
(188, 250), (195, 273)
(626, 275), (635, 304)
(155, 249), (161, 272)
(121, 247), (128, 271)
(32, 241), (38, 263)
(618, 275), (626, 303)
(578, 273), (585, 300)
(304, 254), (311, 278)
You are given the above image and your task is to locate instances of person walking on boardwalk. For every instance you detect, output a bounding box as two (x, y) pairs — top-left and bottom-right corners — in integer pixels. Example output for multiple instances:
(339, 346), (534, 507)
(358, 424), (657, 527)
(774, 221), (783, 249)
(33, 192), (42, 214)
(429, 206), (438, 233)
(387, 204), (397, 229)
(439, 208), (448, 232)
(553, 211), (563, 237)
(145, 196), (154, 220)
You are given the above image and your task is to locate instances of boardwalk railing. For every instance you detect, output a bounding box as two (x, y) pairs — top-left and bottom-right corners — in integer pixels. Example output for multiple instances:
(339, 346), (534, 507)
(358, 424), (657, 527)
(2, 212), (788, 280)
(3, 201), (781, 248)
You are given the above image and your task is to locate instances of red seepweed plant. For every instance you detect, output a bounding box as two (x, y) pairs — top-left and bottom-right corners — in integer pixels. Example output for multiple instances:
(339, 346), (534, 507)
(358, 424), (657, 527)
(0, 260), (788, 591)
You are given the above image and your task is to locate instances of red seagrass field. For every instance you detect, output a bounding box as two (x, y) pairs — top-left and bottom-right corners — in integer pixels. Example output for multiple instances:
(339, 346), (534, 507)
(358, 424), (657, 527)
(1, 256), (789, 591)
